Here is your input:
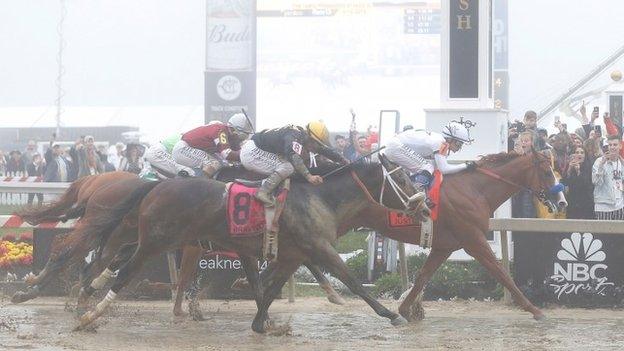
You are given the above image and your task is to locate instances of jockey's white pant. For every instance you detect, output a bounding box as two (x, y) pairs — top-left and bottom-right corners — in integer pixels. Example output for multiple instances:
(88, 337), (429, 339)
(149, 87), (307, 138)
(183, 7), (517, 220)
(239, 140), (294, 177)
(383, 138), (434, 175)
(144, 143), (186, 178)
(172, 140), (222, 172)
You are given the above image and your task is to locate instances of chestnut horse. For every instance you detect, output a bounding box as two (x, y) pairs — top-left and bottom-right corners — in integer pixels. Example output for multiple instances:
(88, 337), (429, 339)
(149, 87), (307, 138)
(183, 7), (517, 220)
(16, 171), (136, 225)
(74, 159), (423, 332)
(264, 149), (563, 321)
(11, 176), (143, 303)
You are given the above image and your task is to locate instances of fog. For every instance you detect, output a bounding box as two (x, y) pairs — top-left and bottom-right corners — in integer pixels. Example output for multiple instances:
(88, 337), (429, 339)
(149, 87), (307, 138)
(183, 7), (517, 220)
(1, 0), (624, 141)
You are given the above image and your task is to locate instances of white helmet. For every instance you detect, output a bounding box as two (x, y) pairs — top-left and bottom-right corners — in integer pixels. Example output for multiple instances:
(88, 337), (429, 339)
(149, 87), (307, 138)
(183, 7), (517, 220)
(227, 113), (254, 135)
(442, 121), (472, 144)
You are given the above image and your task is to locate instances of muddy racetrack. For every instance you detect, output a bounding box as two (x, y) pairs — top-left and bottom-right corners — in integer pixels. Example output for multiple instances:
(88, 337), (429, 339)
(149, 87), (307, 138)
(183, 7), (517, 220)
(1, 296), (623, 350)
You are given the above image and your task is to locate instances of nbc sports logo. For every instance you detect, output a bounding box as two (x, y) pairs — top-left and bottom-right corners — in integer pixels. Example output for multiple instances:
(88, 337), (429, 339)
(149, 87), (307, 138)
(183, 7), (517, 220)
(550, 233), (613, 298)
(556, 232), (605, 263)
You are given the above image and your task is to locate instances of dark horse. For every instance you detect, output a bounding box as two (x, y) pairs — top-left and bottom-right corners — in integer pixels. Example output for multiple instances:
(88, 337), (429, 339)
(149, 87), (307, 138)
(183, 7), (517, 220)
(75, 159), (423, 332)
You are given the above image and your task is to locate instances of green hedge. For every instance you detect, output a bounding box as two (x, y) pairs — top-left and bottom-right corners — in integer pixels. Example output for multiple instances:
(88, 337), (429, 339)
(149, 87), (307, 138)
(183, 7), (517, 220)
(345, 251), (503, 300)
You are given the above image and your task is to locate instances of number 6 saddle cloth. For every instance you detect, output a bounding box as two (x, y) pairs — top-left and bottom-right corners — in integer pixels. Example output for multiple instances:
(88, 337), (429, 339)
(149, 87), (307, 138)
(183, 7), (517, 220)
(225, 181), (289, 237)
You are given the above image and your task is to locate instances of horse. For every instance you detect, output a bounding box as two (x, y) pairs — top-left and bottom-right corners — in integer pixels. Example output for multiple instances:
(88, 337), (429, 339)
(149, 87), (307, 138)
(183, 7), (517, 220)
(11, 177), (145, 303)
(263, 149), (564, 322)
(15, 171), (136, 225)
(74, 159), (423, 332)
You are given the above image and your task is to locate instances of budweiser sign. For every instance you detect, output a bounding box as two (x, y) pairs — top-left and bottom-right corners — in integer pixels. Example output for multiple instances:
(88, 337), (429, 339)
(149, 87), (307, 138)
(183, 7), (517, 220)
(206, 0), (253, 71)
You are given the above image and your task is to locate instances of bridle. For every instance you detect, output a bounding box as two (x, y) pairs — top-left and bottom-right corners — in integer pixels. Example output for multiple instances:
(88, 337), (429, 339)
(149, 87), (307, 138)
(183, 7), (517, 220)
(350, 163), (421, 212)
(475, 155), (561, 212)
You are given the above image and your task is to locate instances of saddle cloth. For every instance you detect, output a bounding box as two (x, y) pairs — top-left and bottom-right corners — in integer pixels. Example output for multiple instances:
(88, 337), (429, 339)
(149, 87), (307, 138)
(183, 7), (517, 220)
(386, 170), (443, 228)
(226, 182), (288, 237)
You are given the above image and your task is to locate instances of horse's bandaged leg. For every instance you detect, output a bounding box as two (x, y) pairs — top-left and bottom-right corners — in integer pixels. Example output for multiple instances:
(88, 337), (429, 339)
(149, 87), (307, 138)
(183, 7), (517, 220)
(94, 290), (117, 315)
(91, 268), (115, 290)
(420, 219), (433, 248)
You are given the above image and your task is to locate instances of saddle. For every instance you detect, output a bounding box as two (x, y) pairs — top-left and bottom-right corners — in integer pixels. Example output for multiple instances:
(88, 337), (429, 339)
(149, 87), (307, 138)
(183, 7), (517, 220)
(234, 179), (263, 188)
(225, 179), (290, 261)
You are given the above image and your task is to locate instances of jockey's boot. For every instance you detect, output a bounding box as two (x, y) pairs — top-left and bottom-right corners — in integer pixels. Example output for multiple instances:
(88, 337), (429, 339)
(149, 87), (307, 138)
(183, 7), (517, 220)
(413, 183), (434, 210)
(202, 164), (220, 179)
(255, 172), (284, 206)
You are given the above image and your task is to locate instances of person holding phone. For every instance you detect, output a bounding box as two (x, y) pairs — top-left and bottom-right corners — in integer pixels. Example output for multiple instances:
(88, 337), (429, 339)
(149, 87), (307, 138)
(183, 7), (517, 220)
(592, 135), (624, 220)
(561, 146), (594, 219)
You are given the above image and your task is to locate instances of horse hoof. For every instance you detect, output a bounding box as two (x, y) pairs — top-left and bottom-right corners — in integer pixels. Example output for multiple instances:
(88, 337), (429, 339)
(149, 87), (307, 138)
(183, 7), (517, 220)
(252, 320), (267, 334)
(391, 315), (408, 326)
(11, 291), (32, 304)
(533, 313), (546, 321)
(327, 294), (346, 305)
(173, 308), (186, 317)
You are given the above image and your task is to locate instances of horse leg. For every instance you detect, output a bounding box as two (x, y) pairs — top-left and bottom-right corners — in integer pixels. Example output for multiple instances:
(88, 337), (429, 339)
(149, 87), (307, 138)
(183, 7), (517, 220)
(252, 261), (298, 333)
(305, 262), (345, 305)
(13, 230), (89, 303)
(464, 240), (544, 320)
(397, 248), (452, 321)
(76, 242), (137, 311)
(173, 245), (202, 317)
(240, 256), (262, 309)
(185, 266), (207, 321)
(309, 242), (406, 326)
(76, 244), (150, 330)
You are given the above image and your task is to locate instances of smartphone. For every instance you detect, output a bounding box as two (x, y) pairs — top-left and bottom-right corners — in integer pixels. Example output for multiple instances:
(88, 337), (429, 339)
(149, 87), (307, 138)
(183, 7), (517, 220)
(593, 106), (599, 114)
(594, 125), (602, 133)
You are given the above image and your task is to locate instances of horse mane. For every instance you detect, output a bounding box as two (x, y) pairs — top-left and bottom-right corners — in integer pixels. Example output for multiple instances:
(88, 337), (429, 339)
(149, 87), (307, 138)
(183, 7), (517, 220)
(302, 161), (378, 181)
(477, 151), (524, 168)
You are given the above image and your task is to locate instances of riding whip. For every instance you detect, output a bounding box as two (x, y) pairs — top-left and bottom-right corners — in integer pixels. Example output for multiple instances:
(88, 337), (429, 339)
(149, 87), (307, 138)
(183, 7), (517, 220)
(322, 146), (386, 179)
(240, 108), (256, 133)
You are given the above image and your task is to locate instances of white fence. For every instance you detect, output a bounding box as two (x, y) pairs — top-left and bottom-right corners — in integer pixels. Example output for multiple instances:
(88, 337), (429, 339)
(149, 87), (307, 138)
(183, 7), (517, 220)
(0, 172), (69, 206)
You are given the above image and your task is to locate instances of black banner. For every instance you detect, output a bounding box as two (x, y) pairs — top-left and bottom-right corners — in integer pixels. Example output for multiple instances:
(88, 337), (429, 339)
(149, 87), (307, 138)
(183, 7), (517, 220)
(514, 231), (624, 307)
(493, 0), (508, 109)
(205, 0), (257, 125)
(449, 0), (479, 99)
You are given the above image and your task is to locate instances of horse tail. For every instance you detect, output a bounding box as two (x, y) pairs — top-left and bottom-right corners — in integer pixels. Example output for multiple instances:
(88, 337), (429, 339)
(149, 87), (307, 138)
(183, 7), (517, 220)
(89, 180), (162, 253)
(15, 176), (92, 225)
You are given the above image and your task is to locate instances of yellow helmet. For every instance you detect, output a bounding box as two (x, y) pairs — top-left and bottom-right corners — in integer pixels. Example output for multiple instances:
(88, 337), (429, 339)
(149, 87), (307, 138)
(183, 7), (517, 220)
(306, 121), (330, 147)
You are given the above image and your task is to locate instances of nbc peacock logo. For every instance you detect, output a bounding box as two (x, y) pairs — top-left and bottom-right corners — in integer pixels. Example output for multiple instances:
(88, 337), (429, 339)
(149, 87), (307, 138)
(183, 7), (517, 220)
(549, 233), (613, 299)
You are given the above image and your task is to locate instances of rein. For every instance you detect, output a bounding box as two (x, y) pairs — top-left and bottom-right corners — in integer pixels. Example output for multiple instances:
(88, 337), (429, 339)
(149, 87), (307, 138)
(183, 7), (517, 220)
(350, 164), (418, 211)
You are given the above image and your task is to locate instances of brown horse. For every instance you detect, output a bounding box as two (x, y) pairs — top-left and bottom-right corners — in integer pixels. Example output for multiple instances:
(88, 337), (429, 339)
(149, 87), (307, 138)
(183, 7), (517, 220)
(16, 171), (136, 225)
(74, 159), (423, 332)
(11, 177), (145, 303)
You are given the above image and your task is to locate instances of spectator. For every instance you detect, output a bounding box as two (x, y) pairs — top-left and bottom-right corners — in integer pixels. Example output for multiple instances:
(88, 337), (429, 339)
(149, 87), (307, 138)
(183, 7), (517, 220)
(561, 146), (594, 219)
(511, 130), (537, 218)
(583, 137), (602, 166)
(110, 142), (125, 169)
(514, 131), (534, 154)
(334, 135), (350, 158)
(97, 145), (116, 172)
(575, 101), (600, 139)
(44, 142), (71, 182)
(535, 128), (551, 151)
(72, 135), (104, 178)
(23, 140), (38, 164)
(26, 153), (45, 206)
(602, 112), (624, 159)
(6, 151), (26, 174)
(118, 143), (145, 174)
(345, 121), (373, 163)
(0, 150), (7, 175)
(508, 110), (538, 152)
(592, 135), (624, 220)
(550, 131), (573, 176)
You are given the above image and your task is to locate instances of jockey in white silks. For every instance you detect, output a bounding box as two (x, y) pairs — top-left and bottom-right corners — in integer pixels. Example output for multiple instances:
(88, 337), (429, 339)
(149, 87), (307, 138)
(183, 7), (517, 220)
(382, 120), (476, 207)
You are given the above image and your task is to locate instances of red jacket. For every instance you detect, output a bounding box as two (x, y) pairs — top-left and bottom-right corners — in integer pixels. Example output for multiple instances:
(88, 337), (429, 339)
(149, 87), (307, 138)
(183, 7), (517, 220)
(603, 117), (624, 158)
(181, 122), (238, 160)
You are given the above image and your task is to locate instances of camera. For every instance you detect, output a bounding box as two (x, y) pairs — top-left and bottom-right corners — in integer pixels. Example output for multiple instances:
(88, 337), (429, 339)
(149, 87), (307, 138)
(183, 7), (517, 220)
(510, 121), (525, 134)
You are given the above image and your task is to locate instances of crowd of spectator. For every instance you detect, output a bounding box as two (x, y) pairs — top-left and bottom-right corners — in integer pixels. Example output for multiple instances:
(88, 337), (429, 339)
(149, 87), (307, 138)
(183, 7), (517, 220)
(509, 103), (624, 220)
(0, 135), (146, 205)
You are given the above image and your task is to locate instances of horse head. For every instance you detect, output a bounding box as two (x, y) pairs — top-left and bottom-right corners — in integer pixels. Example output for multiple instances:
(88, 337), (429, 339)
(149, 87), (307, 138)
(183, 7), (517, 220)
(528, 148), (568, 213)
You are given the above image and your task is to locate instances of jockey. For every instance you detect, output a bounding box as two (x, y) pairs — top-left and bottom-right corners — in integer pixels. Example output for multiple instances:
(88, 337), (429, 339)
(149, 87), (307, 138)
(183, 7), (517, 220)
(172, 113), (253, 177)
(143, 134), (194, 179)
(240, 121), (348, 205)
(383, 121), (477, 196)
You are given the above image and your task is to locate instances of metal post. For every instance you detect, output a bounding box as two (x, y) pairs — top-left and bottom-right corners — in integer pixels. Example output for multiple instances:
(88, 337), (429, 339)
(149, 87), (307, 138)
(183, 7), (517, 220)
(398, 243), (409, 290)
(500, 230), (512, 305)
(166, 252), (178, 301)
(288, 275), (295, 303)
